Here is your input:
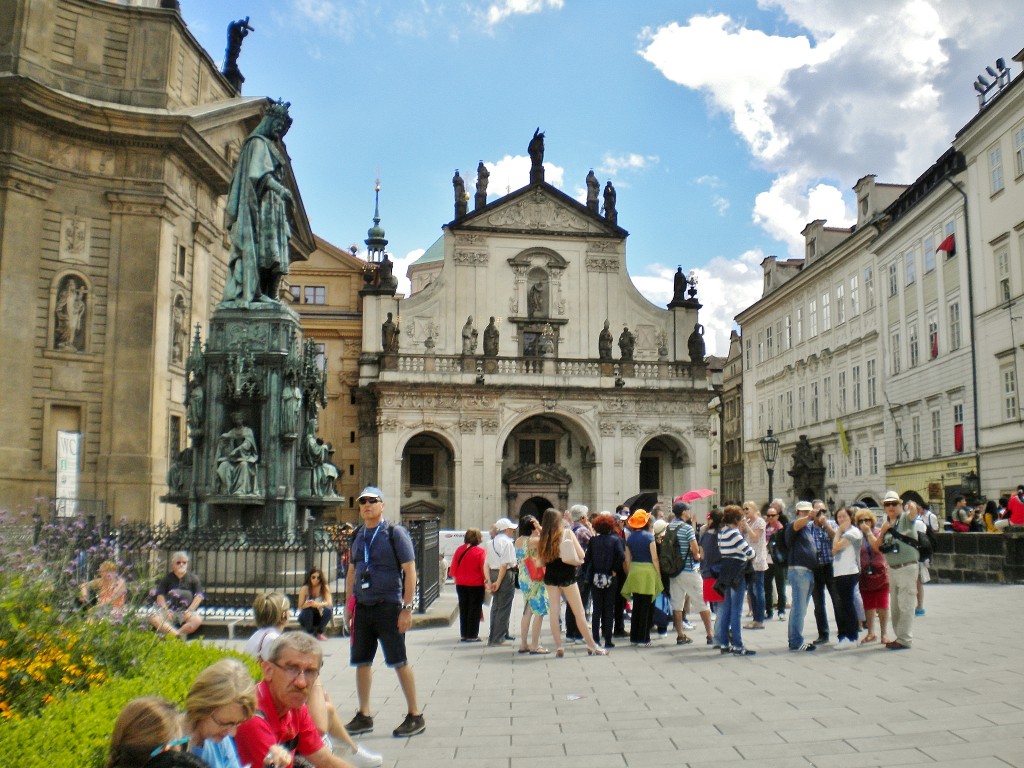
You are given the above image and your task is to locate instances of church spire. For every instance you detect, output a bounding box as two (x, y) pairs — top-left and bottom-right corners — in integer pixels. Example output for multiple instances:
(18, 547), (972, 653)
(364, 179), (388, 263)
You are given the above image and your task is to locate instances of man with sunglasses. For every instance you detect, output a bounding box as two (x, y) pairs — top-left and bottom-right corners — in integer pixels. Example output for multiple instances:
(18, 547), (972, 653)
(236, 632), (356, 768)
(344, 486), (425, 738)
(873, 490), (920, 650)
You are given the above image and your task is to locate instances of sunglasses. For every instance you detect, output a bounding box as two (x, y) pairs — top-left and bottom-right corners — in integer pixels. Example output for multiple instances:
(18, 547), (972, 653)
(766, 513), (778, 517)
(358, 497), (380, 505)
(883, 501), (900, 507)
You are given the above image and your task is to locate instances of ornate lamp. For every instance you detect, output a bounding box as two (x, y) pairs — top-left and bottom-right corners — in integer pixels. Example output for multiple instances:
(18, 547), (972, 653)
(760, 428), (780, 503)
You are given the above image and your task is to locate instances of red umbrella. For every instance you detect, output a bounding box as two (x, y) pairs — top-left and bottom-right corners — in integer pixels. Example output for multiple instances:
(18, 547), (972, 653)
(676, 489), (714, 504)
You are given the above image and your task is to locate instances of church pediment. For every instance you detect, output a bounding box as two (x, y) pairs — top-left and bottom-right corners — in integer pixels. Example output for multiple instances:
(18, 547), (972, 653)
(456, 185), (623, 238)
(502, 462), (573, 486)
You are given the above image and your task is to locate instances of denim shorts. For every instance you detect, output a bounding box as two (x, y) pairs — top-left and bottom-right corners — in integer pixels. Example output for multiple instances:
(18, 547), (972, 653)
(350, 602), (408, 668)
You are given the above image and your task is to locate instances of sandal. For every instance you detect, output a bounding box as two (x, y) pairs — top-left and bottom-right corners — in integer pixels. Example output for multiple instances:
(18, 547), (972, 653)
(555, 647), (564, 658)
(517, 647), (530, 654)
(881, 636), (892, 645)
(743, 622), (764, 630)
(587, 646), (608, 656)
(528, 647), (550, 654)
(860, 634), (877, 645)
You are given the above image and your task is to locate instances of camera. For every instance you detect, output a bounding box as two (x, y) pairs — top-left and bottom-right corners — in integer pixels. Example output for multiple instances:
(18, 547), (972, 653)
(880, 540), (899, 554)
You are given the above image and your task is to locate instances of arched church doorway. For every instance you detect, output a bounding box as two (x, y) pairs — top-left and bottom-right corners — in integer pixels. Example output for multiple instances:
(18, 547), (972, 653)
(399, 432), (455, 529)
(519, 495), (554, 521)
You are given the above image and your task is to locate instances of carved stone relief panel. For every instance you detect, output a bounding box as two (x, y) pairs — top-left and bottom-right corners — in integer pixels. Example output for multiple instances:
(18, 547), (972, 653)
(59, 217), (90, 264)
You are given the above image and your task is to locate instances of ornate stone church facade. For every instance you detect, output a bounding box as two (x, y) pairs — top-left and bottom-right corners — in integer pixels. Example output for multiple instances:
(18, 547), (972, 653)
(356, 148), (712, 531)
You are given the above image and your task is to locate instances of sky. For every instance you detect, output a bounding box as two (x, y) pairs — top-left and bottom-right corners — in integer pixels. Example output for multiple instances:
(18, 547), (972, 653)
(180, 0), (1021, 356)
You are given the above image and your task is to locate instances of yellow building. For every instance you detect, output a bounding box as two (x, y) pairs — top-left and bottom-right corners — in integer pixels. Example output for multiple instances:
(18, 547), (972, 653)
(0, 0), (314, 522)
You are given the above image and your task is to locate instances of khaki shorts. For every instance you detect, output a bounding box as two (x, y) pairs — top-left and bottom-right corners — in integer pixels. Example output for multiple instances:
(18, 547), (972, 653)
(669, 569), (707, 614)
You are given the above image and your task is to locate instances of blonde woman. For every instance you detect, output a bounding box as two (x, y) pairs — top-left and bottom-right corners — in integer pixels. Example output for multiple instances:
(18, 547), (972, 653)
(741, 501), (767, 629)
(79, 560), (127, 619)
(537, 508), (607, 657)
(185, 658), (257, 768)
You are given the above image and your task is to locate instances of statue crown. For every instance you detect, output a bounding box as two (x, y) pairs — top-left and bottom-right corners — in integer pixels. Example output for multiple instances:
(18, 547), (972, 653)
(267, 99), (291, 120)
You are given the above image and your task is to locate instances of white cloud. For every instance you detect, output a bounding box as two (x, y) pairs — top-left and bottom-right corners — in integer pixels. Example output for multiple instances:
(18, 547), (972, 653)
(598, 153), (659, 175)
(478, 155), (564, 197)
(712, 195), (730, 216)
(290, 0), (353, 37)
(640, 1), (1022, 251)
(630, 250), (765, 357)
(485, 0), (564, 27)
(695, 175), (723, 188)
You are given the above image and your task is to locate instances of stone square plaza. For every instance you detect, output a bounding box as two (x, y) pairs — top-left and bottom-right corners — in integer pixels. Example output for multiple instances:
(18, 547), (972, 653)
(221, 583), (1023, 768)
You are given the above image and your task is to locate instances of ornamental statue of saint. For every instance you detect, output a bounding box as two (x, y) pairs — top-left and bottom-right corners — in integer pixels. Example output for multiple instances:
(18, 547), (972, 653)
(221, 99), (294, 308)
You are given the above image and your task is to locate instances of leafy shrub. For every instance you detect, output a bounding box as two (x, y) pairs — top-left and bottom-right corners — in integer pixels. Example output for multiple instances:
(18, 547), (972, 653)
(0, 639), (259, 768)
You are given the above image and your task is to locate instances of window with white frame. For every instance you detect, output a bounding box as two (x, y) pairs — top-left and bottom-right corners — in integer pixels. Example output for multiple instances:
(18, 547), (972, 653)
(838, 371), (847, 414)
(927, 310), (939, 360)
(904, 249), (916, 286)
(798, 385), (806, 426)
(1014, 123), (1024, 177)
(990, 144), (1005, 194)
(768, 399), (775, 431)
(911, 415), (921, 460)
(869, 446), (878, 475)
(827, 453), (835, 478)
(758, 402), (764, 434)
(850, 274), (860, 315)
(745, 338), (752, 370)
(891, 330), (902, 374)
(997, 247), (1011, 303)
(784, 316), (792, 350)
(811, 382), (819, 422)
(909, 319), (919, 368)
(809, 299), (817, 337)
(757, 331), (764, 363)
(795, 308), (803, 343)
(836, 284), (845, 324)
(924, 234), (936, 273)
(953, 402), (964, 453)
(931, 409), (941, 457)
(944, 220), (956, 258)
(766, 325), (774, 358)
(823, 375), (832, 419)
(888, 262), (899, 297)
(821, 292), (831, 331)
(865, 266), (875, 308)
(1003, 364), (1019, 421)
(854, 449), (863, 476)
(775, 320), (783, 354)
(949, 300), (962, 350)
(867, 359), (877, 407)
(852, 365), (862, 410)
(786, 390), (794, 429)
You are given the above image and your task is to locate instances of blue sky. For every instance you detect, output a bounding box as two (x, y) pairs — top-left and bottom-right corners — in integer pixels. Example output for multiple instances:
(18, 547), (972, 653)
(180, 0), (1020, 356)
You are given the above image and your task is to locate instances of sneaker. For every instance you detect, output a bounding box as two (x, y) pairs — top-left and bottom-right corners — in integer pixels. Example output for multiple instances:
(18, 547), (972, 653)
(815, 636), (830, 645)
(681, 621), (695, 631)
(346, 744), (383, 768)
(393, 713), (426, 738)
(790, 642), (816, 652)
(835, 638), (856, 650)
(915, 608), (926, 616)
(345, 711), (374, 736)
(777, 611), (785, 620)
(719, 645), (732, 654)
(731, 647), (756, 656)
(676, 635), (693, 645)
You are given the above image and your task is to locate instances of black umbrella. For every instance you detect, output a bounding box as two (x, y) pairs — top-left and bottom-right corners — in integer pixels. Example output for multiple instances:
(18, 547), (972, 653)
(622, 492), (658, 512)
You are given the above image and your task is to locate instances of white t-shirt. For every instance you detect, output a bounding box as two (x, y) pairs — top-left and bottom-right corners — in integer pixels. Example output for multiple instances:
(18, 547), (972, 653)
(832, 526), (863, 577)
(245, 626), (281, 660)
(484, 532), (517, 569)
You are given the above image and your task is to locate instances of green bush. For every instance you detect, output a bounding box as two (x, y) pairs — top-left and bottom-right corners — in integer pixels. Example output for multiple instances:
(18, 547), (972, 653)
(0, 638), (259, 768)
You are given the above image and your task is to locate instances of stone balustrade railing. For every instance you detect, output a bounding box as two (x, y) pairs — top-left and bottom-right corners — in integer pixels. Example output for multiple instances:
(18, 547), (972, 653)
(380, 353), (702, 381)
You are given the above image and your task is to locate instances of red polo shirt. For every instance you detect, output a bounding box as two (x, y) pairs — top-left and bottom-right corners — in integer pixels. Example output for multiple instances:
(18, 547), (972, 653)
(235, 681), (322, 767)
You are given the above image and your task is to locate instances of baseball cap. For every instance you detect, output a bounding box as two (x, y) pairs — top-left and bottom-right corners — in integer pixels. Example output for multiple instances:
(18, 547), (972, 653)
(358, 486), (384, 502)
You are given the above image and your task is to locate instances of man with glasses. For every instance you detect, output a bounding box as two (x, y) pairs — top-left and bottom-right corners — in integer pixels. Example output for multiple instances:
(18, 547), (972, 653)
(874, 490), (920, 650)
(236, 632), (357, 767)
(149, 550), (204, 638)
(344, 486), (425, 738)
(783, 501), (819, 652)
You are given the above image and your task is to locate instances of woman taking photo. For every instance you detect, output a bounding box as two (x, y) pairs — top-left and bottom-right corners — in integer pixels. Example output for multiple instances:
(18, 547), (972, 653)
(855, 508), (891, 644)
(450, 528), (489, 642)
(515, 514), (550, 654)
(297, 566), (333, 640)
(538, 508), (607, 657)
(185, 658), (257, 768)
(715, 505), (756, 656)
(619, 509), (662, 647)
(583, 512), (625, 648)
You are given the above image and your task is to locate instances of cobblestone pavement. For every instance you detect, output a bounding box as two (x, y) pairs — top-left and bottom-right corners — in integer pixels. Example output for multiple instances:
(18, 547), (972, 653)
(224, 583), (1024, 768)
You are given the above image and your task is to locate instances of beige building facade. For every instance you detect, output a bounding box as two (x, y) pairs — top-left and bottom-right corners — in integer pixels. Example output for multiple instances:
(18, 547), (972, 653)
(0, 0), (313, 522)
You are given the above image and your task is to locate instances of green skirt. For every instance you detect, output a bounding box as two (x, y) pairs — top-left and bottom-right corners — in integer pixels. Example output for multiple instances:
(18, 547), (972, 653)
(620, 562), (662, 599)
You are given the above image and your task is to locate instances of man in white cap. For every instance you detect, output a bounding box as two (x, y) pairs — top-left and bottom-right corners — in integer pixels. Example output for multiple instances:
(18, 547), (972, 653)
(783, 500), (820, 652)
(344, 486), (425, 738)
(486, 517), (519, 646)
(871, 490), (920, 650)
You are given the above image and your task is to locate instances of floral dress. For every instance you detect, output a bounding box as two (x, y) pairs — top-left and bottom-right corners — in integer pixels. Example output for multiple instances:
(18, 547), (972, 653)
(516, 540), (549, 616)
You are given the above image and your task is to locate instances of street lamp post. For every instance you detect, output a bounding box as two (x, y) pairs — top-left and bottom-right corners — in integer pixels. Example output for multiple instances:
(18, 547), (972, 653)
(760, 428), (780, 504)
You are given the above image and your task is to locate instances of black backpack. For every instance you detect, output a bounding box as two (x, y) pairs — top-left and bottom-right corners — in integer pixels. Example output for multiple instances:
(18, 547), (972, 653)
(658, 523), (686, 579)
(768, 526), (788, 564)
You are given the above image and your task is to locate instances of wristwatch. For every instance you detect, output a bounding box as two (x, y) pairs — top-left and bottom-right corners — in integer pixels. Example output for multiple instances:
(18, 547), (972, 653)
(402, 603), (414, 612)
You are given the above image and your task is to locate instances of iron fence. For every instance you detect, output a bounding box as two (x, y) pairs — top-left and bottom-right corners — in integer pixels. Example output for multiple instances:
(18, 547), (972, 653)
(26, 514), (441, 614)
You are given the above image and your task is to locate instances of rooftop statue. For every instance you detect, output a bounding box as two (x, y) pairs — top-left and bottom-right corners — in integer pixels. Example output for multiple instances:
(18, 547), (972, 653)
(382, 311), (399, 353)
(688, 323), (706, 365)
(586, 170), (600, 212)
(598, 319), (613, 361)
(453, 170), (467, 218)
(618, 325), (635, 361)
(483, 316), (499, 356)
(223, 17), (254, 93)
(603, 181), (617, 224)
(461, 316), (478, 355)
(528, 128), (545, 183)
(221, 99), (294, 309)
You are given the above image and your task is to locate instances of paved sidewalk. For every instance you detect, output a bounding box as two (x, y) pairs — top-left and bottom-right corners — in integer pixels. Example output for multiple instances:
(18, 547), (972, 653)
(223, 583), (1024, 768)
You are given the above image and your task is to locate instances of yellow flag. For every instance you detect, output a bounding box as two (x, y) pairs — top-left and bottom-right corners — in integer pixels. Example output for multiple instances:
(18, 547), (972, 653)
(837, 418), (849, 456)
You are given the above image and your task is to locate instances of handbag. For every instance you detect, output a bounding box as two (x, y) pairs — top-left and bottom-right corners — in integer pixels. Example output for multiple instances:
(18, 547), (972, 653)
(524, 556), (545, 582)
(559, 529), (582, 566)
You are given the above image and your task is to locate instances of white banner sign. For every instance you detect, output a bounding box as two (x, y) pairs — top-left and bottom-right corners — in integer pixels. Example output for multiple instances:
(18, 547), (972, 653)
(55, 430), (82, 517)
